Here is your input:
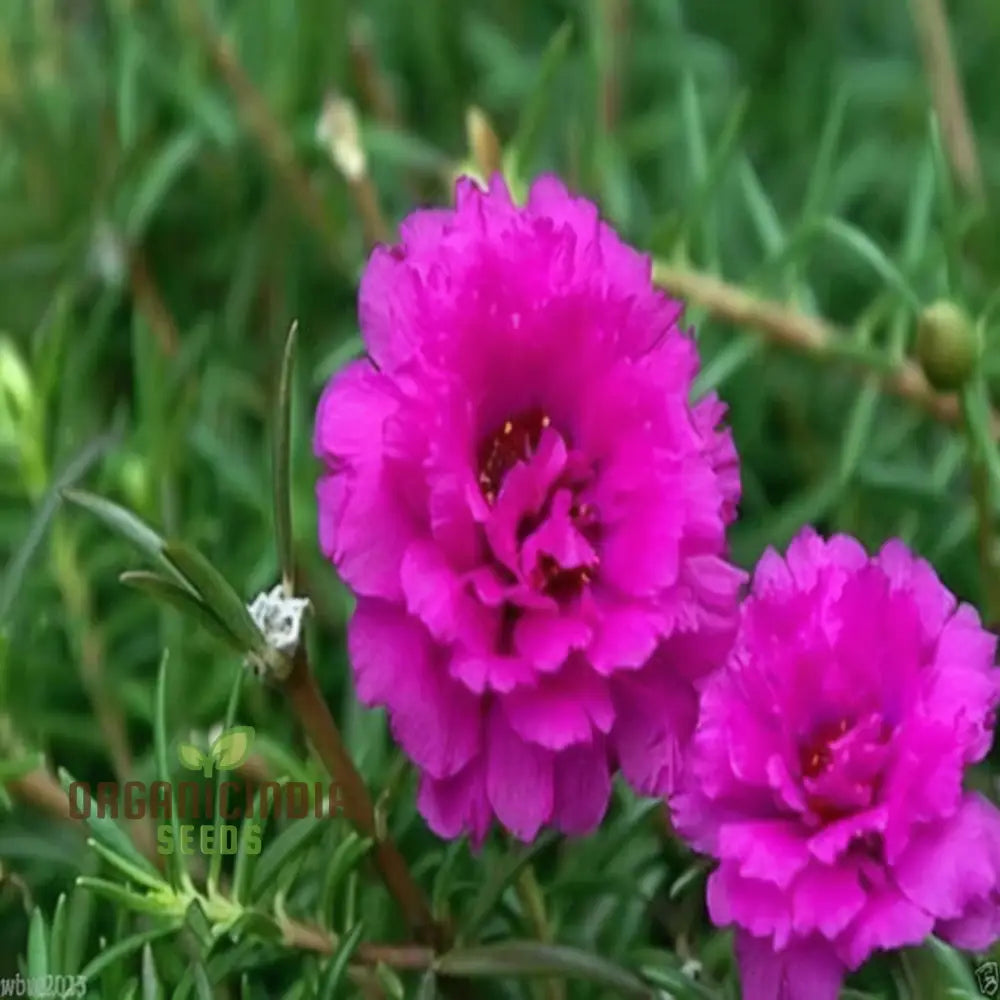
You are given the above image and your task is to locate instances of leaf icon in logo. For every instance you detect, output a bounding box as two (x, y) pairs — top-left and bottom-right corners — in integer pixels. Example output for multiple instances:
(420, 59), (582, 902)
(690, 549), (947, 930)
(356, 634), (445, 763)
(211, 726), (254, 772)
(177, 743), (207, 772)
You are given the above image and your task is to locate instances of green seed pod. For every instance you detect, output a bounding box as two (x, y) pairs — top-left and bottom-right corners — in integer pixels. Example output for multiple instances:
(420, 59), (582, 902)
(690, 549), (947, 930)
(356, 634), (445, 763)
(916, 300), (980, 391)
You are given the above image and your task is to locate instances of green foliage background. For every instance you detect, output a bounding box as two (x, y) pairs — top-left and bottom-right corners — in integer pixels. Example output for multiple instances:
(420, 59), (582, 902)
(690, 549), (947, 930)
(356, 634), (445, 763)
(0, 0), (998, 996)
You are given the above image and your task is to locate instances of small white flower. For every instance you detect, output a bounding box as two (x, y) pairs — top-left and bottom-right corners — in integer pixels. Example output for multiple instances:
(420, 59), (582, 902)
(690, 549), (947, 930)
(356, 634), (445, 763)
(247, 584), (311, 655)
(680, 959), (702, 980)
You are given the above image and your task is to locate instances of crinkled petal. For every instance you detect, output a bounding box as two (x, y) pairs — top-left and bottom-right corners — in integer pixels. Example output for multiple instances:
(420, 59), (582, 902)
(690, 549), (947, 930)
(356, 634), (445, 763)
(349, 599), (480, 779)
(736, 932), (844, 1000)
(552, 738), (612, 835)
(485, 706), (554, 841)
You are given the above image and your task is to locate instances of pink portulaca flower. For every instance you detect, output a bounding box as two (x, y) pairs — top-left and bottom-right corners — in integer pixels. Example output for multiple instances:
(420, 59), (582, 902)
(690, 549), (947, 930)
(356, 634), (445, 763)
(313, 175), (743, 844)
(674, 528), (1000, 1000)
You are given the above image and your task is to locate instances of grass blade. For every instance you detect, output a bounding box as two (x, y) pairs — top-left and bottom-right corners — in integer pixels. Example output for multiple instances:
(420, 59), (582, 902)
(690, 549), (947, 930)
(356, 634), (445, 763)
(273, 320), (298, 593)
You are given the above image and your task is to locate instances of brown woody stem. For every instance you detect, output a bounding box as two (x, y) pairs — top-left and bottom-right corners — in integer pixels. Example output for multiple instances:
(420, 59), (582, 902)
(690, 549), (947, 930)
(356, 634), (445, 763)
(280, 647), (446, 950)
(653, 262), (1000, 438)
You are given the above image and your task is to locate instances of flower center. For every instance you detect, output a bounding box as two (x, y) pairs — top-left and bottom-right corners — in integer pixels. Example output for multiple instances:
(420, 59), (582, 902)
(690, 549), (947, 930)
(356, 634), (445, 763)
(532, 553), (594, 601)
(799, 717), (851, 779)
(477, 408), (551, 504)
(797, 714), (892, 822)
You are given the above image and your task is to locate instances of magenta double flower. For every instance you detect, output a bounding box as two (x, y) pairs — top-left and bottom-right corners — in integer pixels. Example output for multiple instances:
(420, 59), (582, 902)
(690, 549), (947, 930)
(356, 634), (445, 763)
(674, 528), (1000, 997)
(314, 175), (742, 842)
(315, 174), (1000, 996)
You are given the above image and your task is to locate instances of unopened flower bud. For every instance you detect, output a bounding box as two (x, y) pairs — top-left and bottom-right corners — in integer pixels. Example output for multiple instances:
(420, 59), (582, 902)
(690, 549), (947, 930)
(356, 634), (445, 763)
(465, 106), (503, 178)
(316, 93), (366, 182)
(916, 300), (979, 391)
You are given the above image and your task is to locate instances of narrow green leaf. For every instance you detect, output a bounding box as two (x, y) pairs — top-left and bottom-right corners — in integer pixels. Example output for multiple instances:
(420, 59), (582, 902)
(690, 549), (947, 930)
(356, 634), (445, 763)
(170, 959), (214, 1000)
(505, 22), (573, 183)
(184, 898), (214, 949)
(683, 90), (749, 243)
(694, 337), (762, 395)
(87, 838), (166, 893)
(208, 668), (247, 894)
(141, 943), (163, 1000)
(273, 320), (298, 592)
(838, 380), (881, 483)
(162, 542), (265, 654)
(738, 157), (785, 254)
(120, 571), (241, 650)
(27, 907), (48, 979)
(927, 116), (961, 293)
(680, 72), (708, 184)
(802, 85), (849, 219)
(227, 910), (283, 944)
(57, 768), (161, 883)
(49, 894), (67, 973)
(232, 786), (268, 904)
(415, 971), (439, 1000)
(154, 651), (190, 892)
(820, 217), (920, 311)
(75, 877), (172, 917)
(128, 130), (203, 239)
(922, 938), (979, 993)
(61, 489), (171, 571)
(963, 383), (1000, 497)
(251, 814), (327, 899)
(435, 942), (653, 998)
(373, 964), (405, 1000)
(63, 886), (93, 975)
(901, 148), (937, 269)
(191, 961), (213, 1000)
(317, 921), (365, 1000)
(319, 832), (373, 925)
(463, 831), (558, 941)
(0, 431), (119, 622)
(636, 962), (719, 1000)
(668, 859), (711, 900)
(115, 22), (142, 151)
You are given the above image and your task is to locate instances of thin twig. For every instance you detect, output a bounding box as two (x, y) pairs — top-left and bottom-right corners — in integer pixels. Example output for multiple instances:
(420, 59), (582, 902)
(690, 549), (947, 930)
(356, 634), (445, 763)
(177, 0), (345, 270)
(281, 918), (434, 967)
(653, 262), (1000, 438)
(908, 0), (984, 200)
(598, 0), (629, 133)
(128, 249), (180, 357)
(8, 768), (79, 824)
(348, 15), (401, 127)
